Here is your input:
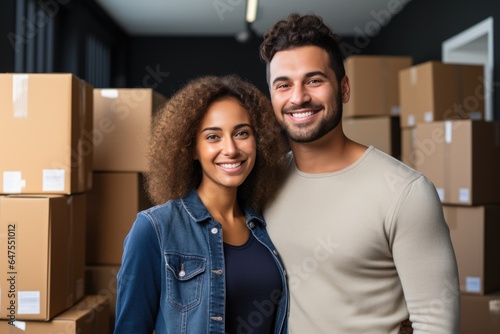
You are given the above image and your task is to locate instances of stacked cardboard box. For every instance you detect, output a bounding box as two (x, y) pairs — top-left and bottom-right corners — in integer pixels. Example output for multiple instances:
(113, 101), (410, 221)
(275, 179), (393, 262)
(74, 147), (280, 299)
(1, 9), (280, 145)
(401, 62), (500, 333)
(343, 55), (412, 159)
(0, 73), (113, 332)
(85, 88), (165, 332)
(398, 61), (484, 167)
(0, 295), (111, 333)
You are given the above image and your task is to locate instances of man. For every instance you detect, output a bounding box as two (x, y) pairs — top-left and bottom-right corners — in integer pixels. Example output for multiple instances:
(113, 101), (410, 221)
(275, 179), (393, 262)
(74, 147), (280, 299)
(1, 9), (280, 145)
(260, 13), (460, 333)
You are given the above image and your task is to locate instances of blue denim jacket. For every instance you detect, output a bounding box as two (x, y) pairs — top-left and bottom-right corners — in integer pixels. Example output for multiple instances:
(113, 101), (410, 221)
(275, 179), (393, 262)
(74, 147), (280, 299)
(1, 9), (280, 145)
(114, 190), (289, 334)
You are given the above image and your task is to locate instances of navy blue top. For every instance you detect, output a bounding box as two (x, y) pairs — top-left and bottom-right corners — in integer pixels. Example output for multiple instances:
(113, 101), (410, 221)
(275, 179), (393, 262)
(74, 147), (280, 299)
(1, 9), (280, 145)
(224, 232), (282, 334)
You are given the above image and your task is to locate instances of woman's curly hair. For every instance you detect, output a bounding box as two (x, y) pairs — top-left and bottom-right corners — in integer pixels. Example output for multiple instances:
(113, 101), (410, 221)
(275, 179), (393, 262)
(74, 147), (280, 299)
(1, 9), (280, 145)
(259, 13), (346, 83)
(145, 74), (289, 213)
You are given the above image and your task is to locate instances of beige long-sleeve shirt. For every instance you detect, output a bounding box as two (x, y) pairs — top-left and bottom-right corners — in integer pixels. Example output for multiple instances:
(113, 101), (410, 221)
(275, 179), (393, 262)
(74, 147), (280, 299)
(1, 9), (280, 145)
(265, 146), (460, 333)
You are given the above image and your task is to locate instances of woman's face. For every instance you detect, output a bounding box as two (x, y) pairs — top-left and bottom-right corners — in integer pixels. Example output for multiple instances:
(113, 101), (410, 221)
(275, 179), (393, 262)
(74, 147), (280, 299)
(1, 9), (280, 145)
(194, 97), (256, 191)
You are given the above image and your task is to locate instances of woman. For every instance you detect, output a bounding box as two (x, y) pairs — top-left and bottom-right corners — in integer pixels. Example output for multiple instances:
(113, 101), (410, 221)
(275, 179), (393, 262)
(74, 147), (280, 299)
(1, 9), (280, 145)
(114, 75), (290, 334)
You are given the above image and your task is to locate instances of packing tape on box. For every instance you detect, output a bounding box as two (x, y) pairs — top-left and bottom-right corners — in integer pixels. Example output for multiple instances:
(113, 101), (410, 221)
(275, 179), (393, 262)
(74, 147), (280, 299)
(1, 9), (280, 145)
(445, 121), (453, 144)
(410, 67), (417, 86)
(12, 74), (29, 118)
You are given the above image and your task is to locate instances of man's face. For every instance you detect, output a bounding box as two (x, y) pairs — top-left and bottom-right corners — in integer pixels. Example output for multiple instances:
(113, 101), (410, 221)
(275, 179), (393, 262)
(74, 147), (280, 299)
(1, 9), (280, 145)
(268, 45), (349, 143)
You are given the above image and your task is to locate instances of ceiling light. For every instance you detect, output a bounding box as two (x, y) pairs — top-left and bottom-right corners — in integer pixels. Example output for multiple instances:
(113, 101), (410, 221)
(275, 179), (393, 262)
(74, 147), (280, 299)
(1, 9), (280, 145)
(246, 0), (258, 23)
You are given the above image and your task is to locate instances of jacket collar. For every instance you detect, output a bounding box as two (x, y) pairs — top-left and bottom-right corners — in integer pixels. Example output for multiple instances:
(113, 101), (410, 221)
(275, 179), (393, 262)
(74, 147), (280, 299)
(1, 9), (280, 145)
(181, 189), (266, 227)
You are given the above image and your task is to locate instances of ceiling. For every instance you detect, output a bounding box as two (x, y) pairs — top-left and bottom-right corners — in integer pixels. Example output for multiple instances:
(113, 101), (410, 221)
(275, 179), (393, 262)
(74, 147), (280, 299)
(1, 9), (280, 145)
(94, 0), (411, 38)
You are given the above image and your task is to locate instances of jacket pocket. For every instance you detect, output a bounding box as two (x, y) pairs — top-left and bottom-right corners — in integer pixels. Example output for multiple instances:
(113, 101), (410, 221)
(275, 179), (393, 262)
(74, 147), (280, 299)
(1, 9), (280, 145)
(165, 252), (206, 311)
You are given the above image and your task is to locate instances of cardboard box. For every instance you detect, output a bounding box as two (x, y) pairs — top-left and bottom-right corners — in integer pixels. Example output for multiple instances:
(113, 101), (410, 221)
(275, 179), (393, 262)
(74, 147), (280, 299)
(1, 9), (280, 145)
(343, 116), (401, 158)
(414, 120), (500, 205)
(0, 295), (111, 334)
(399, 61), (484, 128)
(86, 172), (152, 265)
(93, 88), (166, 172)
(85, 265), (120, 332)
(0, 194), (87, 320)
(460, 291), (500, 333)
(0, 73), (93, 194)
(443, 205), (500, 294)
(400, 127), (416, 167)
(343, 55), (412, 117)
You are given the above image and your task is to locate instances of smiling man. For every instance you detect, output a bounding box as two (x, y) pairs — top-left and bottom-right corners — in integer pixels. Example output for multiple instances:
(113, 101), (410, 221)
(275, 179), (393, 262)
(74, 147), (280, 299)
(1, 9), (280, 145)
(260, 13), (460, 334)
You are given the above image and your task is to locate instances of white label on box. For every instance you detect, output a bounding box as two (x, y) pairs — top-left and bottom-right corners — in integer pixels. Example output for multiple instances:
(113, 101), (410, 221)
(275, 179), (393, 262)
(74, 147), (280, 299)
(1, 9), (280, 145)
(391, 106), (400, 116)
(436, 188), (445, 201)
(424, 111), (433, 122)
(407, 115), (415, 127)
(465, 277), (481, 293)
(17, 291), (40, 314)
(490, 300), (500, 314)
(12, 74), (29, 118)
(3, 171), (25, 193)
(459, 188), (470, 203)
(42, 169), (65, 192)
(13, 321), (26, 330)
(445, 121), (453, 144)
(100, 89), (119, 99)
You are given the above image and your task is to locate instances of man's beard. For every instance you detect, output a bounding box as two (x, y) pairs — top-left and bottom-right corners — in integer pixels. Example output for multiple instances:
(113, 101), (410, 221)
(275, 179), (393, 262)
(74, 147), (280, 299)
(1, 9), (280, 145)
(279, 90), (343, 143)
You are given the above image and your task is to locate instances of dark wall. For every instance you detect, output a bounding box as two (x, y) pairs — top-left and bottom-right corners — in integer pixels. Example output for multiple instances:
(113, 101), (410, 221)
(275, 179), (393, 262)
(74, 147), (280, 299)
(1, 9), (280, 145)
(359, 0), (500, 120)
(0, 1), (16, 72)
(127, 35), (267, 97)
(54, 0), (128, 86)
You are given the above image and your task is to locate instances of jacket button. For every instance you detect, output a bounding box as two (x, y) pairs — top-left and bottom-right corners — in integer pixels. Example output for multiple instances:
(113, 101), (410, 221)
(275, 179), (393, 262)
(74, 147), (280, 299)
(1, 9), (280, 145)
(248, 222), (255, 229)
(210, 316), (223, 321)
(211, 227), (218, 234)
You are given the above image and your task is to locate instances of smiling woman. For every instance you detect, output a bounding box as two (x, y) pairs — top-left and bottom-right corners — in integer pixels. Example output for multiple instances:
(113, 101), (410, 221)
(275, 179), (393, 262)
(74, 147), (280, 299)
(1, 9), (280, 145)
(114, 74), (290, 334)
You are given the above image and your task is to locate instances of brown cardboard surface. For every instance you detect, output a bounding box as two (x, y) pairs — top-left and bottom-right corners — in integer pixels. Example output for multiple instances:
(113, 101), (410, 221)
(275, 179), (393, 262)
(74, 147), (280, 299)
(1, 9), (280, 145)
(0, 195), (86, 320)
(400, 127), (416, 167)
(0, 295), (110, 334)
(86, 172), (152, 265)
(414, 120), (500, 205)
(460, 291), (500, 333)
(443, 205), (500, 294)
(0, 73), (93, 194)
(85, 265), (120, 332)
(344, 55), (412, 118)
(343, 116), (400, 158)
(93, 88), (167, 172)
(399, 61), (484, 128)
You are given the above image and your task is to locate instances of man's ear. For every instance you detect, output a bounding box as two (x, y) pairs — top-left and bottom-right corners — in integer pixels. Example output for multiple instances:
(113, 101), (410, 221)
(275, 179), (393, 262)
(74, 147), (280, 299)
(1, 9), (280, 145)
(341, 75), (350, 103)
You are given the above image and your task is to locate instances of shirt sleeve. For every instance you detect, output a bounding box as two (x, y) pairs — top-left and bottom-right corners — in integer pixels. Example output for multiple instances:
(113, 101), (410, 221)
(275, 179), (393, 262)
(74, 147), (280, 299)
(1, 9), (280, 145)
(114, 212), (161, 333)
(390, 175), (460, 333)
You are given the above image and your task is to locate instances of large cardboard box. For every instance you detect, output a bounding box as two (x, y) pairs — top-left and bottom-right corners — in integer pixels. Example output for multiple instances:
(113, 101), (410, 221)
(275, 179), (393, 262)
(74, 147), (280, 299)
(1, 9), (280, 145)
(443, 205), (500, 294)
(343, 55), (412, 118)
(0, 194), (87, 320)
(460, 291), (500, 333)
(414, 120), (500, 205)
(399, 61), (484, 128)
(93, 88), (166, 172)
(0, 295), (111, 334)
(343, 116), (401, 158)
(86, 172), (152, 265)
(85, 265), (120, 333)
(0, 73), (93, 194)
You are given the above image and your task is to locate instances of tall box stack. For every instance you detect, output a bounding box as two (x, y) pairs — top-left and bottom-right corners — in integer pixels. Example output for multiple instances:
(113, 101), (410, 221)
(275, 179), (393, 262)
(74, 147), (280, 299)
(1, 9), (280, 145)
(405, 61), (499, 332)
(399, 61), (484, 167)
(0, 74), (93, 195)
(86, 88), (165, 332)
(343, 55), (412, 159)
(0, 74), (93, 328)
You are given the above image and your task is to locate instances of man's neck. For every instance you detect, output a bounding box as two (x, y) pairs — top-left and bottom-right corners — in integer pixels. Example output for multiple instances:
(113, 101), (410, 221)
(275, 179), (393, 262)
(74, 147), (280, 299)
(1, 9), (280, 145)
(290, 127), (367, 174)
